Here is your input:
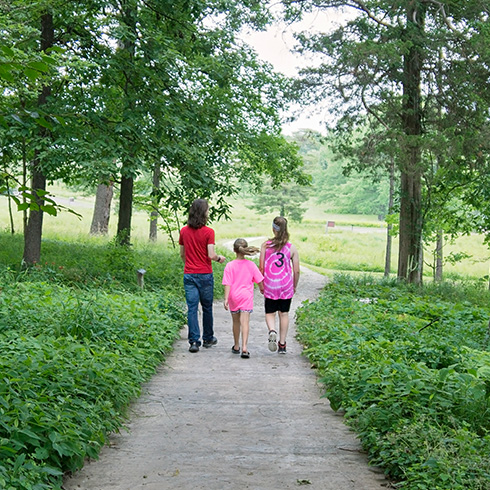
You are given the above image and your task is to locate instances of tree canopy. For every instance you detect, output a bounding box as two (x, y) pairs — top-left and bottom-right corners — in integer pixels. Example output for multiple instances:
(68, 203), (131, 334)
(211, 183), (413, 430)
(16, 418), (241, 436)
(285, 0), (490, 283)
(1, 0), (307, 260)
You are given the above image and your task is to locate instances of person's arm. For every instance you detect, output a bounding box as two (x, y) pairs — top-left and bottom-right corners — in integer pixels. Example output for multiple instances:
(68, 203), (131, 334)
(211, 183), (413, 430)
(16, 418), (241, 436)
(223, 284), (230, 310)
(254, 264), (265, 294)
(259, 242), (267, 274)
(180, 245), (185, 263)
(290, 244), (300, 293)
(207, 243), (226, 264)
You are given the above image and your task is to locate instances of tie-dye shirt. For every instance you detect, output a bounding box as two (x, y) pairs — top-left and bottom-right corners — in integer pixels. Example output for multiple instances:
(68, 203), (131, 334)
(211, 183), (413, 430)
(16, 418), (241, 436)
(262, 242), (294, 300)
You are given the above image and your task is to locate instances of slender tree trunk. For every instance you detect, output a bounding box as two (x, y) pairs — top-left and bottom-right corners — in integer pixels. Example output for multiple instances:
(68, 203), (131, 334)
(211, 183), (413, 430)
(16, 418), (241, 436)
(435, 231), (443, 281)
(149, 163), (161, 241)
(22, 137), (28, 233)
(90, 180), (113, 235)
(5, 176), (15, 235)
(397, 3), (424, 284)
(23, 163), (47, 264)
(117, 168), (134, 245)
(22, 12), (53, 265)
(384, 158), (395, 277)
(434, 58), (444, 283)
(115, 1), (137, 247)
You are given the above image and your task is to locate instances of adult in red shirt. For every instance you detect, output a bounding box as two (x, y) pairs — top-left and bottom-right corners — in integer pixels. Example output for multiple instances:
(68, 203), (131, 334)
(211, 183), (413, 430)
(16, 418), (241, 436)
(179, 199), (226, 353)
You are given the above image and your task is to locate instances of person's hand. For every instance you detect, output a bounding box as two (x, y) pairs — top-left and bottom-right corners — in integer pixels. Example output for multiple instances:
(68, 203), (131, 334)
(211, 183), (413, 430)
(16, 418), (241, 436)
(217, 255), (226, 264)
(224, 300), (229, 310)
(259, 289), (264, 295)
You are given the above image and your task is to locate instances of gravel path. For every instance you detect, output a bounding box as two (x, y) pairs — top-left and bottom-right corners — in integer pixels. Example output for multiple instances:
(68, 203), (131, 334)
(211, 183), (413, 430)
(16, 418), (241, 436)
(64, 266), (388, 490)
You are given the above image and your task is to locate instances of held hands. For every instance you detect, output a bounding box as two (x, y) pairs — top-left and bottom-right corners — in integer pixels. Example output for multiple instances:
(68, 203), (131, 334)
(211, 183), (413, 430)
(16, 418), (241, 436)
(216, 255), (226, 264)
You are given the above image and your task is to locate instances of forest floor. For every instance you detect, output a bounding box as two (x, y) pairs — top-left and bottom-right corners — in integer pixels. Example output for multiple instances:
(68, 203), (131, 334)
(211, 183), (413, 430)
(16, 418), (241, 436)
(64, 266), (389, 490)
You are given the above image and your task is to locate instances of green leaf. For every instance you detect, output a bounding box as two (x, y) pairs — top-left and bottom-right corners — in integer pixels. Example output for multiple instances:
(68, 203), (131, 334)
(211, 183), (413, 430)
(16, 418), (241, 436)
(0, 46), (15, 56)
(34, 447), (50, 460)
(40, 465), (64, 476)
(41, 205), (58, 216)
(27, 61), (49, 72)
(0, 65), (15, 82)
(13, 453), (26, 472)
(35, 117), (53, 130)
(24, 68), (40, 82)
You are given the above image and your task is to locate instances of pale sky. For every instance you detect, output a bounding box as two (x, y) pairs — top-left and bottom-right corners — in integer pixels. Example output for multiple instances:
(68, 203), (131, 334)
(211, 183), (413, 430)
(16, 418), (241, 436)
(242, 8), (351, 135)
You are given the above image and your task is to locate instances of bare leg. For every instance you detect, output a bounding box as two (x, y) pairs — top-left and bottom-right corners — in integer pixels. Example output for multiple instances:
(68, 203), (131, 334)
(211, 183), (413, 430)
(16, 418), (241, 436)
(265, 312), (276, 332)
(278, 311), (289, 344)
(240, 311), (250, 353)
(266, 312), (278, 351)
(232, 313), (240, 351)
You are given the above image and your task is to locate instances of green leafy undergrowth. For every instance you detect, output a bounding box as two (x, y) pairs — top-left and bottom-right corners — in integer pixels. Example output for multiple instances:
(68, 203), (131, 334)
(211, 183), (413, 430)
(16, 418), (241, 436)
(0, 232), (184, 294)
(0, 231), (228, 299)
(296, 275), (490, 489)
(0, 280), (184, 489)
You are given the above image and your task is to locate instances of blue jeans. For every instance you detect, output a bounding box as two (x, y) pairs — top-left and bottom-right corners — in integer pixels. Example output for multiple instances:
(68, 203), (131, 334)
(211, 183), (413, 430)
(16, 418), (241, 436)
(183, 273), (214, 345)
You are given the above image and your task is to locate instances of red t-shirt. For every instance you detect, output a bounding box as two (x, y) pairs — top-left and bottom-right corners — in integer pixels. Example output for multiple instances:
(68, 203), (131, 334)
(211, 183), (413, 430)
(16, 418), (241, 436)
(179, 225), (215, 274)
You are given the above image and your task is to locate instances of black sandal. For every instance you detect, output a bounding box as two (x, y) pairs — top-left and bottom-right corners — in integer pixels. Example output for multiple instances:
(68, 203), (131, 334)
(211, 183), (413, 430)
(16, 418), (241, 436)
(240, 351), (250, 359)
(231, 346), (240, 354)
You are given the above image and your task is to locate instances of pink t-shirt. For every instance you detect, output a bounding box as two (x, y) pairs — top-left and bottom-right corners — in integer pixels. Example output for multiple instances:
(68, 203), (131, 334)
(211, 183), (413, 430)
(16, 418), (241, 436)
(262, 242), (294, 300)
(222, 259), (264, 311)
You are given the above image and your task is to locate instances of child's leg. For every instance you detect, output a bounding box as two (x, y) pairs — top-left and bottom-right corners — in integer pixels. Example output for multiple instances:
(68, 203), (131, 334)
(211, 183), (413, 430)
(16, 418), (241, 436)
(265, 312), (276, 332)
(278, 311), (289, 344)
(240, 311), (251, 353)
(232, 313), (241, 350)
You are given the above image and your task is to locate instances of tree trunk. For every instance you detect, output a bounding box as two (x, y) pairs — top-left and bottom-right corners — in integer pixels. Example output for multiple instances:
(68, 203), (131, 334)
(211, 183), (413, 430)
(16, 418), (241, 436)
(90, 181), (113, 235)
(149, 163), (161, 241)
(117, 168), (134, 245)
(435, 231), (443, 281)
(6, 178), (15, 235)
(23, 162), (47, 265)
(114, 2), (137, 247)
(384, 157), (395, 277)
(397, 3), (424, 284)
(22, 12), (53, 265)
(22, 137), (28, 233)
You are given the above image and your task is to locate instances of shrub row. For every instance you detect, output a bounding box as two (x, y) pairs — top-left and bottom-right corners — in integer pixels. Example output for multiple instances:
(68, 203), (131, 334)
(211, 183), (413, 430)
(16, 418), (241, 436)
(295, 275), (490, 489)
(0, 279), (184, 489)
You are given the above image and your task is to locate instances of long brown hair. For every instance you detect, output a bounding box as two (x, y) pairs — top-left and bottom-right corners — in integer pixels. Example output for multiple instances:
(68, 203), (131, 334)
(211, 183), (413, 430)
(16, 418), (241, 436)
(268, 216), (289, 251)
(187, 199), (208, 229)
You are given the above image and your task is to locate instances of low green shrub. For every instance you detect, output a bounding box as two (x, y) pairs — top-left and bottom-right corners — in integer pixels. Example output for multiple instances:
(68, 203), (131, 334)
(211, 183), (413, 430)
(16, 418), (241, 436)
(296, 275), (490, 489)
(0, 269), (185, 488)
(0, 232), (185, 294)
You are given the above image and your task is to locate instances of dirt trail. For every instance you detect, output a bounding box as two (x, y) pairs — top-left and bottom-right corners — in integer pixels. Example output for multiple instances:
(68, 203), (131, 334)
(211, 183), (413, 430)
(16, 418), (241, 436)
(64, 266), (388, 490)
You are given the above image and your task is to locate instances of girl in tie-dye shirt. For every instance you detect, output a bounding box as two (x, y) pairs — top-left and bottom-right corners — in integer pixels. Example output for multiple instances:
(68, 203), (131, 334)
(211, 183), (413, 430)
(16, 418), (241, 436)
(259, 217), (300, 354)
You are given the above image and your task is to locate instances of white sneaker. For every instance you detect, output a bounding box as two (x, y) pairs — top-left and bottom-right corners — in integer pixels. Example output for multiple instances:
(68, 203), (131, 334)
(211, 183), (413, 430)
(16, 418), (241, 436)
(268, 330), (278, 352)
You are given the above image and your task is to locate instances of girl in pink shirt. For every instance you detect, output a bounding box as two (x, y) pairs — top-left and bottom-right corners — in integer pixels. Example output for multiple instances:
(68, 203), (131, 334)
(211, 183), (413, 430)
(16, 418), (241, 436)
(222, 239), (264, 358)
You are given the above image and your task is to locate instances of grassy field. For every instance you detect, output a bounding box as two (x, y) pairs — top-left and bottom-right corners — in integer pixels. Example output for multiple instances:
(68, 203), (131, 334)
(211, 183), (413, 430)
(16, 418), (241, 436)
(212, 197), (490, 282)
(2, 185), (489, 281)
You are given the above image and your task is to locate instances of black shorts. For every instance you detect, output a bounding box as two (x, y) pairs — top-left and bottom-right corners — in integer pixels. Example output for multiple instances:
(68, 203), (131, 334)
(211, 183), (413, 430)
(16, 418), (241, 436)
(264, 298), (292, 314)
